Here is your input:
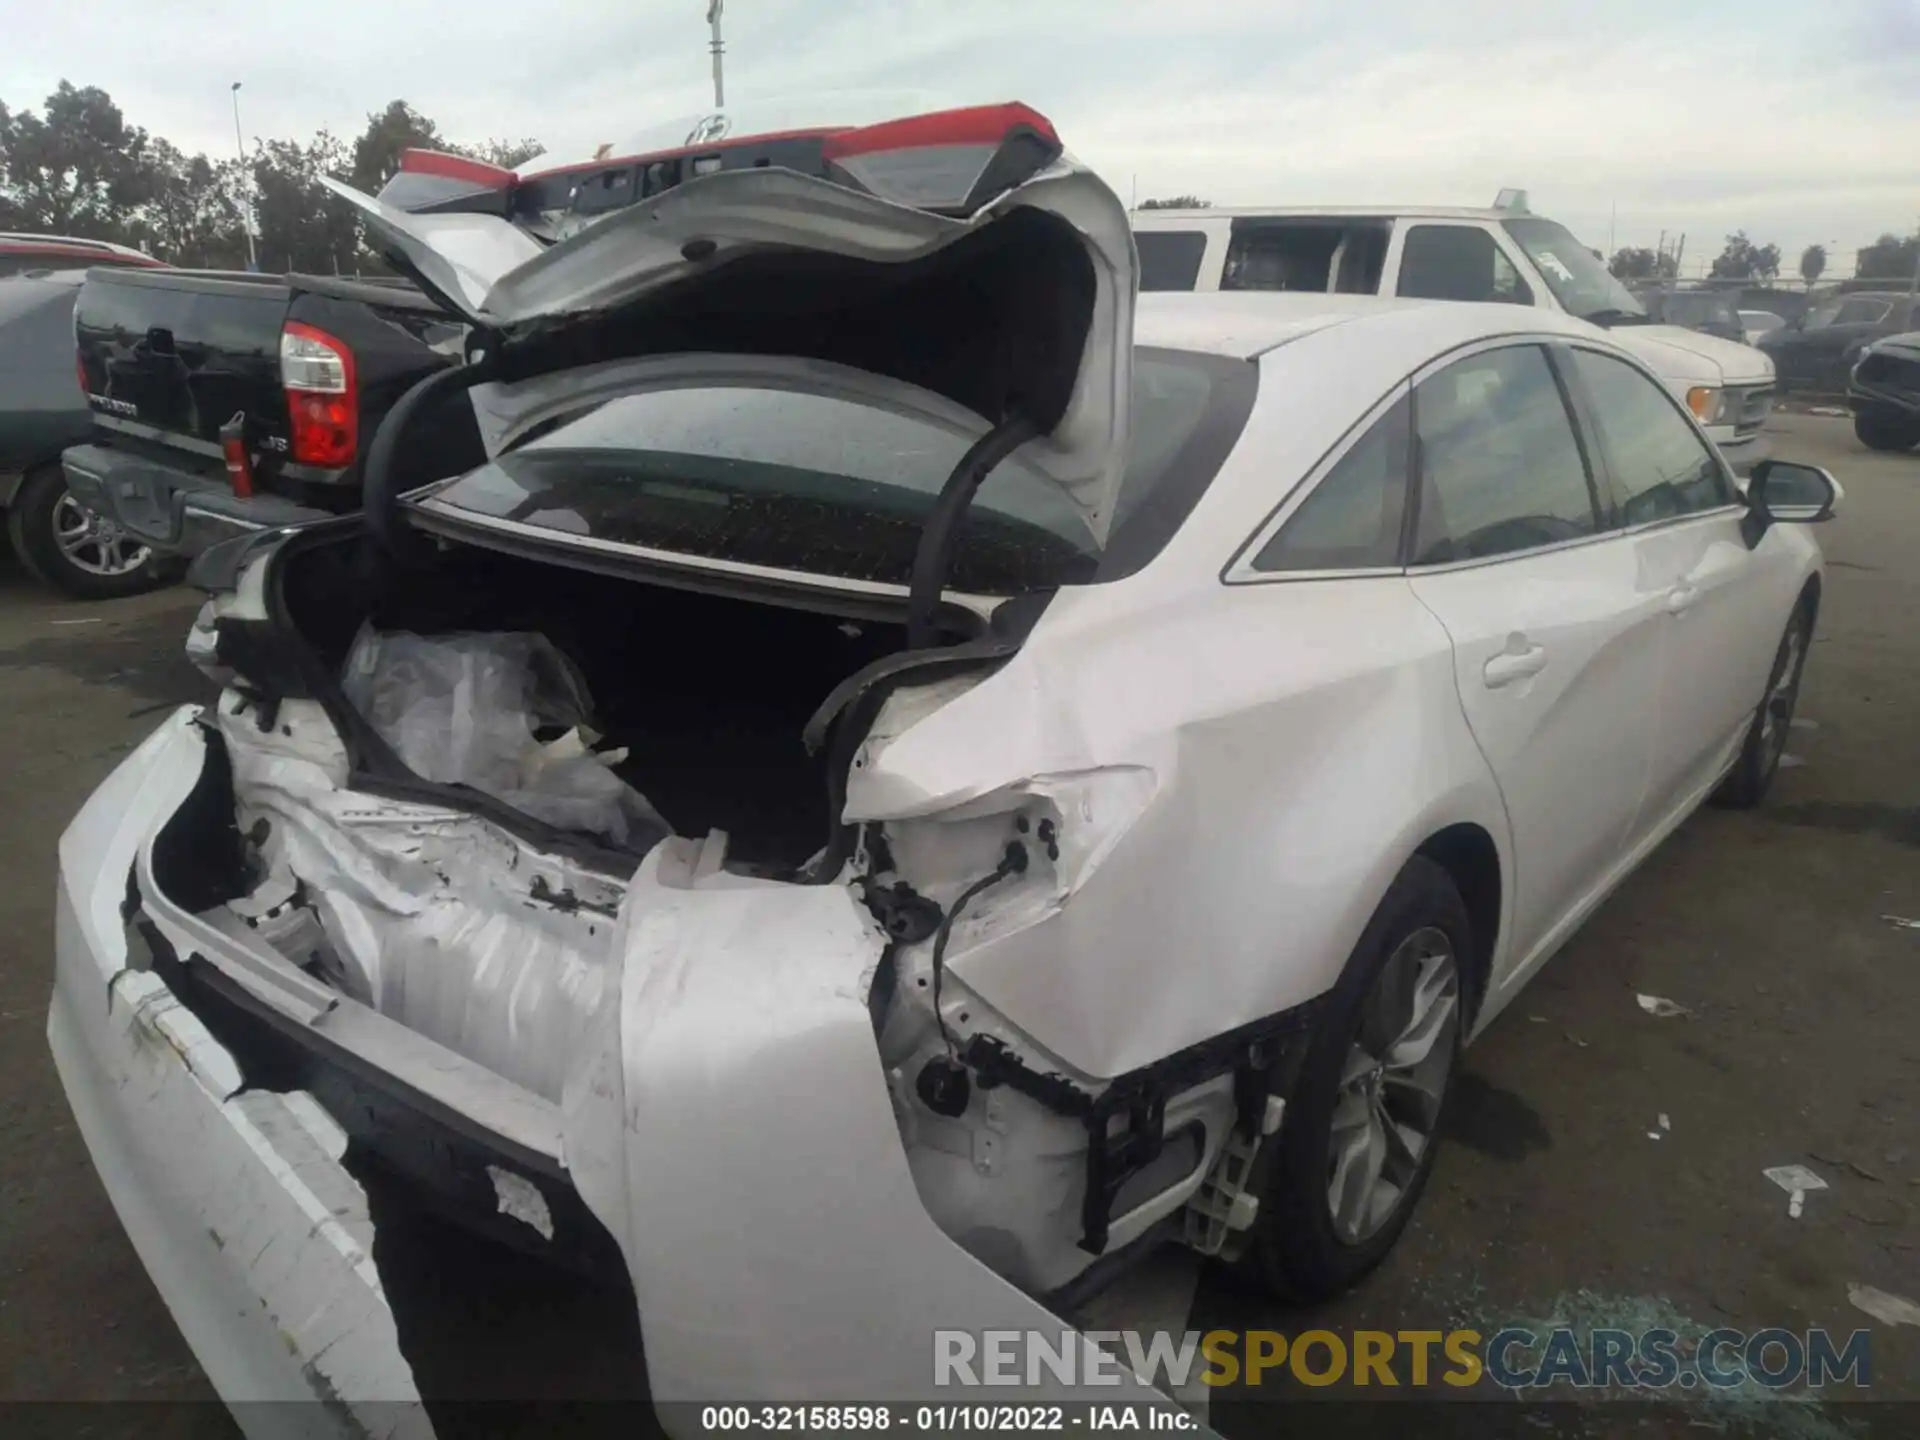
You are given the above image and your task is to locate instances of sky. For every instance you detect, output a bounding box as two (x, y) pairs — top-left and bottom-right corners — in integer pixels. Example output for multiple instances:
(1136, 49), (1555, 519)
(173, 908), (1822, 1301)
(2, 0), (1915, 277)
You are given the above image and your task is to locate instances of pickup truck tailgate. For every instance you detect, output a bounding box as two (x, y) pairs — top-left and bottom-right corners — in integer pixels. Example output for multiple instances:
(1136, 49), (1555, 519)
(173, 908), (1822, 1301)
(75, 268), (294, 457)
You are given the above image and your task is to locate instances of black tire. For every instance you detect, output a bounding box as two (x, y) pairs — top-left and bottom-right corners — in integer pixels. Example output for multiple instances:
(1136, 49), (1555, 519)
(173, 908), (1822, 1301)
(1854, 414), (1920, 453)
(1234, 856), (1471, 1301)
(1712, 600), (1814, 810)
(6, 464), (170, 600)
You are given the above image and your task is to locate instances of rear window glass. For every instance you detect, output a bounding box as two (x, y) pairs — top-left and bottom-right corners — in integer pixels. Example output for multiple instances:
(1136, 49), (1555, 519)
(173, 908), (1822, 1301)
(1136, 231), (1209, 292)
(421, 350), (1251, 594)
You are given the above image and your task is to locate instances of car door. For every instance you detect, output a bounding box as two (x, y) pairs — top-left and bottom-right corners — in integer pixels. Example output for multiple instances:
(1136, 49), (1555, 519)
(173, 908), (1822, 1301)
(1403, 341), (1667, 981)
(1559, 344), (1786, 822)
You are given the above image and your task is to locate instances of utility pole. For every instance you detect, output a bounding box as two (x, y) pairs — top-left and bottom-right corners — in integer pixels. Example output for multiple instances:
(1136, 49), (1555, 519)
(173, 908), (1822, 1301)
(230, 83), (258, 272)
(1608, 201), (1616, 259)
(707, 0), (725, 109)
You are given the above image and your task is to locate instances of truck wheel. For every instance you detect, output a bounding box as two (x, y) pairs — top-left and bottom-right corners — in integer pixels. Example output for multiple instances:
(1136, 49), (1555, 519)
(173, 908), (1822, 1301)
(1234, 856), (1468, 1301)
(1854, 414), (1919, 453)
(7, 465), (169, 600)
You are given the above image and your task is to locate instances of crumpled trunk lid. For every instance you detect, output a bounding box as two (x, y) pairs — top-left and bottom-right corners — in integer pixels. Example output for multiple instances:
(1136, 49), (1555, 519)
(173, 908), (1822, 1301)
(321, 104), (1140, 545)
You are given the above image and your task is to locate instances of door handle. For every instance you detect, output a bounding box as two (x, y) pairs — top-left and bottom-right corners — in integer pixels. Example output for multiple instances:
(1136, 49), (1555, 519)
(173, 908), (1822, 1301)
(1483, 641), (1548, 688)
(1666, 583), (1698, 616)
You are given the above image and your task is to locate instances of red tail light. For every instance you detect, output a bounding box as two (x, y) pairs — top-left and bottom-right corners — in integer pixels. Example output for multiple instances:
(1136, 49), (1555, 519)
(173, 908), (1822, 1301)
(76, 353), (88, 397)
(280, 321), (357, 468)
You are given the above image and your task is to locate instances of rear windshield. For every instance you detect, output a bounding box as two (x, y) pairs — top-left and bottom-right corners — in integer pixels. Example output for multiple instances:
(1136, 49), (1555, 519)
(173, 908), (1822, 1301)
(420, 349), (1253, 593)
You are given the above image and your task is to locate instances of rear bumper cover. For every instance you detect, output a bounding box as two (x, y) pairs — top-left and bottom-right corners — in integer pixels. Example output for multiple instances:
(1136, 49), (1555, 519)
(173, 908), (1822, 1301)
(60, 442), (332, 559)
(53, 713), (1190, 1435)
(48, 713), (429, 1440)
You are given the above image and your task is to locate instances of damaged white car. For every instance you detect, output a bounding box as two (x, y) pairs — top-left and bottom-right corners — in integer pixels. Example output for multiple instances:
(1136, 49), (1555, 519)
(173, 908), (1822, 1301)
(50, 101), (1838, 1435)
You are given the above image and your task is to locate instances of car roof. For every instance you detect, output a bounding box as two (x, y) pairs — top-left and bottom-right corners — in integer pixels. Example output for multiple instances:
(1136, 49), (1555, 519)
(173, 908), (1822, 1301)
(1131, 205), (1522, 224)
(1134, 291), (1604, 360)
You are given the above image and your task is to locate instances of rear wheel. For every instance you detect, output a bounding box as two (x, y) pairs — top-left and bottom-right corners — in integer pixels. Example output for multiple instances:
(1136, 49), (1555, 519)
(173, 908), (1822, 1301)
(6, 464), (168, 600)
(1713, 601), (1812, 809)
(1235, 857), (1468, 1301)
(1854, 414), (1920, 453)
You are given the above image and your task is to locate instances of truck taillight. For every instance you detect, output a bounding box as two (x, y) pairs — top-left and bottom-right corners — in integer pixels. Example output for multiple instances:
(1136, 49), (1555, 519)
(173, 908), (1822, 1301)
(281, 321), (357, 468)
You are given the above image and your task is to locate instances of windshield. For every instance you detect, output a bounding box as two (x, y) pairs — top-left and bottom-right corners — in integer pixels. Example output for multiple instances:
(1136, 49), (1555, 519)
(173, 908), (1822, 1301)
(1501, 218), (1649, 322)
(419, 350), (1245, 595)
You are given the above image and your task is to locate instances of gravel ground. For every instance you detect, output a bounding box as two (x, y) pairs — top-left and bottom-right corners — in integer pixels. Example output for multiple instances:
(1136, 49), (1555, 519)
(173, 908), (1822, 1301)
(0, 411), (1913, 1437)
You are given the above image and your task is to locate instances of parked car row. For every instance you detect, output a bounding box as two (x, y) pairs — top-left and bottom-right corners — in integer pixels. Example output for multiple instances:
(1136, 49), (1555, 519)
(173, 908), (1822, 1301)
(1760, 290), (1920, 398)
(45, 96), (1850, 1436)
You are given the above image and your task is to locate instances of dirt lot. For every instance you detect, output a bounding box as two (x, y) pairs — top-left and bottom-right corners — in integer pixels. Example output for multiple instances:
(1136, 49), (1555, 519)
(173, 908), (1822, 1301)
(0, 412), (1915, 1436)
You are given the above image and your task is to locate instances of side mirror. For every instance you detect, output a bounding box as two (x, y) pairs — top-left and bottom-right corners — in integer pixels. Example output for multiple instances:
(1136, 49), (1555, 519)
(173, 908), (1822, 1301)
(1742, 459), (1840, 546)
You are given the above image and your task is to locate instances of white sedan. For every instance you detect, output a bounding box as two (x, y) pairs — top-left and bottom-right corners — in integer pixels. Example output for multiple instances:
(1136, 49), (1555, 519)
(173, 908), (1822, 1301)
(50, 108), (1835, 1434)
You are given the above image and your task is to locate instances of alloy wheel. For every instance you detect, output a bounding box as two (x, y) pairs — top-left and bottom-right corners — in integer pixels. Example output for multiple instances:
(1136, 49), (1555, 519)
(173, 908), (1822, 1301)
(52, 491), (150, 578)
(1326, 926), (1460, 1244)
(1756, 623), (1805, 769)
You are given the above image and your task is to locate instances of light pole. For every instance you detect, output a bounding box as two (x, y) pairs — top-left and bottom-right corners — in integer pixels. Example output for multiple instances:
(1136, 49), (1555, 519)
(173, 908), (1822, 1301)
(707, 1), (725, 109)
(231, 82), (258, 271)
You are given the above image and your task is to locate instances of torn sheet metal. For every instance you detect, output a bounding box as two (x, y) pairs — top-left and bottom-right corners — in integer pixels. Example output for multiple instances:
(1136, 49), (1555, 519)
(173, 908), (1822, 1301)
(219, 697), (630, 1102)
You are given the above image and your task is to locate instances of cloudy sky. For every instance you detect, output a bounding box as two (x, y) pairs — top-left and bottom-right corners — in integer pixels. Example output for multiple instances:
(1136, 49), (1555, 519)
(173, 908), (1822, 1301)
(3, 0), (1915, 275)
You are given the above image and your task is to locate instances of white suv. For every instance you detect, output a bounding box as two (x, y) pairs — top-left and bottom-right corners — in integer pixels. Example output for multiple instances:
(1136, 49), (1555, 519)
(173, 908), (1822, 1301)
(1133, 199), (1775, 472)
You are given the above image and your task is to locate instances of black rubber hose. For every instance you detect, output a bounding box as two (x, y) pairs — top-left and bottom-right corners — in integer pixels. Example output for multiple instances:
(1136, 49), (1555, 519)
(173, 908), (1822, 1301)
(360, 359), (497, 560)
(905, 413), (1040, 649)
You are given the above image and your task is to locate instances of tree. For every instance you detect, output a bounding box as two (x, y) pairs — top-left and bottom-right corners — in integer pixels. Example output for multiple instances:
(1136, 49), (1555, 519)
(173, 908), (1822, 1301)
(350, 100), (447, 194)
(252, 132), (362, 275)
(464, 137), (544, 170)
(136, 139), (248, 267)
(1798, 244), (1827, 287)
(1855, 232), (1919, 282)
(1607, 246), (1678, 282)
(0, 81), (156, 242)
(1138, 195), (1210, 210)
(1709, 231), (1781, 282)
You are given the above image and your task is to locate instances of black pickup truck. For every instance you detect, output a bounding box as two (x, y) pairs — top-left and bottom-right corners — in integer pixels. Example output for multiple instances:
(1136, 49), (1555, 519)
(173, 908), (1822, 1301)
(62, 268), (484, 566)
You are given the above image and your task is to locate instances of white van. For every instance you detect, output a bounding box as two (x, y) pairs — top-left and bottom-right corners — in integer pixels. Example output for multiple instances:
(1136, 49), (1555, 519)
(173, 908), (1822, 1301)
(1132, 197), (1775, 471)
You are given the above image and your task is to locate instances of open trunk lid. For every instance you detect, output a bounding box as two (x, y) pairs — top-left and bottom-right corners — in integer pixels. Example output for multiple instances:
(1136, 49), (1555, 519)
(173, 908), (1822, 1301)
(322, 102), (1140, 544)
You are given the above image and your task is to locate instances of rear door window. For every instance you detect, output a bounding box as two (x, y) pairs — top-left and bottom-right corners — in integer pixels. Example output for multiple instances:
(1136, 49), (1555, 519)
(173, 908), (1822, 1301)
(1136, 231), (1209, 292)
(1252, 395), (1411, 572)
(1223, 221), (1349, 292)
(1396, 225), (1533, 306)
(1411, 345), (1599, 564)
